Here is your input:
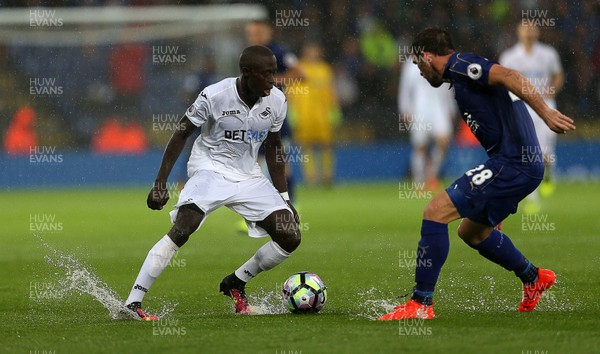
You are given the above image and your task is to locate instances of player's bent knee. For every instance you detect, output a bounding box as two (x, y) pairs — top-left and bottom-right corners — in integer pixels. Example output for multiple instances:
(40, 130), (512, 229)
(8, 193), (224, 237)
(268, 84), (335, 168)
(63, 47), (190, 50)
(456, 222), (469, 241)
(422, 192), (460, 224)
(275, 227), (301, 253)
(169, 204), (205, 247)
(457, 222), (479, 245)
(456, 220), (492, 246)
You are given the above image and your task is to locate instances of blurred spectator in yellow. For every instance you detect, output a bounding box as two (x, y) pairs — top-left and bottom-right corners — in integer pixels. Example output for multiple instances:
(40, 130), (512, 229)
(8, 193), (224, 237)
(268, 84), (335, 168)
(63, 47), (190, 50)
(287, 42), (341, 187)
(4, 106), (37, 155)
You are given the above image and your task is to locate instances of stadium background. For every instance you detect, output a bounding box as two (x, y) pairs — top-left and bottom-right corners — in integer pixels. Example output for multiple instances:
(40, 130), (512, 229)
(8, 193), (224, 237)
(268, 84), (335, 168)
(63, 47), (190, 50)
(3, 2), (600, 353)
(1, 1), (599, 188)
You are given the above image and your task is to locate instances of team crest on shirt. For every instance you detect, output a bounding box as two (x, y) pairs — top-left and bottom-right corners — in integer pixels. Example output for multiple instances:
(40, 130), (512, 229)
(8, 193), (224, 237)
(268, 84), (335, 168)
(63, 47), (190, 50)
(259, 107), (272, 119)
(467, 63), (482, 80)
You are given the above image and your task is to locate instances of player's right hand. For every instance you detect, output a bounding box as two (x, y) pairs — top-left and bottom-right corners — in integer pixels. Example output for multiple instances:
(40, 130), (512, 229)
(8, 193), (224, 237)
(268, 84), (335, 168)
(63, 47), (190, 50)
(147, 181), (169, 210)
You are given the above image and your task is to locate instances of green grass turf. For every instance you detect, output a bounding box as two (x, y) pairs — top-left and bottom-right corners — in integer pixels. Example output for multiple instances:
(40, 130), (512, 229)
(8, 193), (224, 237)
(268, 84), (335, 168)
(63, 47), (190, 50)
(2, 182), (599, 353)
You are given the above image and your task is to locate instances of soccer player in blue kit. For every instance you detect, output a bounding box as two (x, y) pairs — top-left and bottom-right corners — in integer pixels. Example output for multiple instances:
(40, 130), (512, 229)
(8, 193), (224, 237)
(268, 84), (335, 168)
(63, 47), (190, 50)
(379, 28), (576, 320)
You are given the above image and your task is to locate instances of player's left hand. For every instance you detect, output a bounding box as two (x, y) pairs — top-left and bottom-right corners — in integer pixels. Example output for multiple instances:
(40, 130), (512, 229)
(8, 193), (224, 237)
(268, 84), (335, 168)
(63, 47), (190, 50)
(542, 108), (576, 134)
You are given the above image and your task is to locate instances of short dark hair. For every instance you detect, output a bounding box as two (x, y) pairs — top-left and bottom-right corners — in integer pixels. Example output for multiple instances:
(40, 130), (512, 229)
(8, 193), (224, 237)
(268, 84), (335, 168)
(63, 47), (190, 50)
(411, 27), (455, 56)
(239, 45), (274, 71)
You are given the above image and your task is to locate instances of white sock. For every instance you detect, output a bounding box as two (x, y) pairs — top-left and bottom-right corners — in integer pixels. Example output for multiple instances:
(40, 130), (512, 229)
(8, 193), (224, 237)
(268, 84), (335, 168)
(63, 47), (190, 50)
(125, 235), (179, 305)
(234, 240), (291, 282)
(411, 148), (426, 183)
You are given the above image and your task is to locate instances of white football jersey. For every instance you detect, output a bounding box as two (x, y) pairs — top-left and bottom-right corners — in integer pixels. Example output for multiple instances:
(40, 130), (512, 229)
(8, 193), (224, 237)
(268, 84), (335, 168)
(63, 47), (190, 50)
(398, 62), (456, 122)
(185, 77), (287, 181)
(499, 42), (562, 107)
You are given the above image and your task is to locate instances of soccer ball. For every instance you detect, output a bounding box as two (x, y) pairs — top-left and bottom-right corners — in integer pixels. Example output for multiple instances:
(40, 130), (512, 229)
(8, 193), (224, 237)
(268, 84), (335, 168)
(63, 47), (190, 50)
(282, 272), (327, 313)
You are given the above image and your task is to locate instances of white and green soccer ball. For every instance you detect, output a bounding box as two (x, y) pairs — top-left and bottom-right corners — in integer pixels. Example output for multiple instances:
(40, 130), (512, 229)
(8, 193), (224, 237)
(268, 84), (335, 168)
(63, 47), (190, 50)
(282, 272), (327, 313)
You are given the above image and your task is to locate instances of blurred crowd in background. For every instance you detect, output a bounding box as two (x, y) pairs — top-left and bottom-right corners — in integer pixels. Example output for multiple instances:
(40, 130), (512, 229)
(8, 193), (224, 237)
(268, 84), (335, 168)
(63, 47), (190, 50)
(1, 0), (599, 156)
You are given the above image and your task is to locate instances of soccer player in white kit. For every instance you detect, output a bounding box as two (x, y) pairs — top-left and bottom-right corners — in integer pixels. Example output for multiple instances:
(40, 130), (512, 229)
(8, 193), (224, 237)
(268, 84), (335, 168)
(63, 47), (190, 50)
(124, 46), (300, 319)
(398, 60), (456, 189)
(500, 22), (564, 212)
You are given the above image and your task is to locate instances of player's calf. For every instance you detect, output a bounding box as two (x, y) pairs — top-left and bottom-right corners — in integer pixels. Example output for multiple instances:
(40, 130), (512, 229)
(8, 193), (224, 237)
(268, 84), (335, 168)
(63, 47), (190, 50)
(124, 205), (204, 312)
(124, 235), (179, 313)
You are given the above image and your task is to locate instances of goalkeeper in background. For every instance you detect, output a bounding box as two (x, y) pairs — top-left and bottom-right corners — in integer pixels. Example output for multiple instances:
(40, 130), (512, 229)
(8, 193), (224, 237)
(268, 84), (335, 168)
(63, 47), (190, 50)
(286, 42), (341, 186)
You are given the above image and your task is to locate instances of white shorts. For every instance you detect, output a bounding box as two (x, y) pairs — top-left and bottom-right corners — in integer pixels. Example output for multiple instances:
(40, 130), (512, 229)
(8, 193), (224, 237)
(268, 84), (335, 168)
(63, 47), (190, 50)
(169, 170), (291, 238)
(409, 115), (452, 147)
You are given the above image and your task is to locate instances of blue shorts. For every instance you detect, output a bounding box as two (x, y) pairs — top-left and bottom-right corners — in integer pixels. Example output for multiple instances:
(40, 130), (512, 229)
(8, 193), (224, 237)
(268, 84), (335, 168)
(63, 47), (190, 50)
(446, 158), (543, 226)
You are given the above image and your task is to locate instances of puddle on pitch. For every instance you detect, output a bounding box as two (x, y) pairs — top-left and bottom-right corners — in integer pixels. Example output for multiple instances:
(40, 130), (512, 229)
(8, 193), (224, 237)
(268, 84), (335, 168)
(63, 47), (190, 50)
(31, 234), (176, 320)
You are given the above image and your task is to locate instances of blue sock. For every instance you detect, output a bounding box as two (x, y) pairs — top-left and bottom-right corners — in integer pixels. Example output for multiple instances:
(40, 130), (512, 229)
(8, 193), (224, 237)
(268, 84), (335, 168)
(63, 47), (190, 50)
(518, 262), (539, 284)
(412, 220), (450, 305)
(469, 229), (535, 282)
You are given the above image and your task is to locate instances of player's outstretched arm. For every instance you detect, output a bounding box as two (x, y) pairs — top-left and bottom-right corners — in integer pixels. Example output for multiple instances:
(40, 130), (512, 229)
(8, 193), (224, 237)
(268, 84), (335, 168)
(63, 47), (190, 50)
(147, 116), (197, 210)
(264, 131), (299, 223)
(488, 64), (576, 134)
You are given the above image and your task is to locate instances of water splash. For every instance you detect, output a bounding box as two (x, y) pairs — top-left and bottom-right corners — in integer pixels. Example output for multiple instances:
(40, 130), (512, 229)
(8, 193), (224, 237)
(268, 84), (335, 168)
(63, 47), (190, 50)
(246, 288), (288, 315)
(348, 273), (574, 320)
(439, 272), (574, 313)
(32, 234), (176, 320)
(351, 287), (398, 320)
(530, 279), (574, 312)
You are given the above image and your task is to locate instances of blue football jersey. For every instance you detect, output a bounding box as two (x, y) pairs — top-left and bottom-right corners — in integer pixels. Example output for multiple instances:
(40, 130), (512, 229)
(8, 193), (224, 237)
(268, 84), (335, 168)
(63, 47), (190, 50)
(443, 52), (543, 176)
(266, 41), (297, 75)
(265, 41), (296, 138)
